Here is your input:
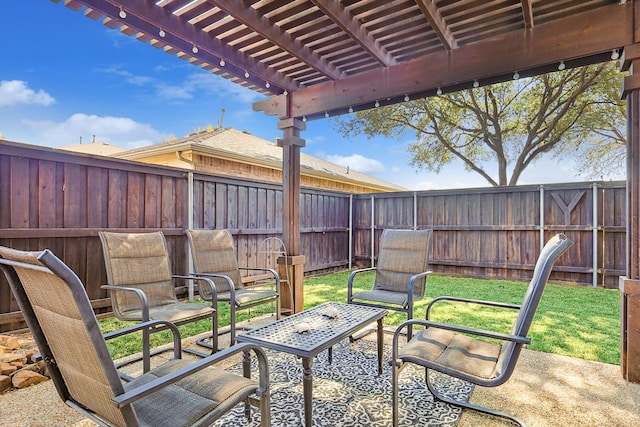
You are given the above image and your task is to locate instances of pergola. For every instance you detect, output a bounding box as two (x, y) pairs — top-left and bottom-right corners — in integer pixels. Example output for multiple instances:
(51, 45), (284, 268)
(55, 0), (640, 381)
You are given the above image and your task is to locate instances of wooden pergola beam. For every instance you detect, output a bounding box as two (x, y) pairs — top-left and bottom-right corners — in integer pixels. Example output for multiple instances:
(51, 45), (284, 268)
(310, 0), (396, 67)
(255, 4), (632, 119)
(415, 0), (458, 50)
(75, 0), (297, 94)
(521, 0), (534, 29)
(209, 0), (345, 82)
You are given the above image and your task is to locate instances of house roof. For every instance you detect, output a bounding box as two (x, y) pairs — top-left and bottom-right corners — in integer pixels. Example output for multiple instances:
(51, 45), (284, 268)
(117, 127), (406, 191)
(60, 141), (127, 156)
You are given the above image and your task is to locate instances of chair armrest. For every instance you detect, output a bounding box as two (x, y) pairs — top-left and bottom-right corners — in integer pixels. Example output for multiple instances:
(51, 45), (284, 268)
(426, 296), (521, 319)
(112, 343), (269, 407)
(102, 285), (150, 321)
(347, 267), (377, 301)
(399, 318), (530, 344)
(172, 275), (218, 309)
(190, 272), (234, 304)
(103, 320), (182, 360)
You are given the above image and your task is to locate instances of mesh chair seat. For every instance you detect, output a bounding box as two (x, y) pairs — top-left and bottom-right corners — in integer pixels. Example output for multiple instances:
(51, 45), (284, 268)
(126, 358), (258, 426)
(117, 302), (216, 323)
(350, 289), (410, 306)
(399, 327), (503, 382)
(217, 288), (279, 306)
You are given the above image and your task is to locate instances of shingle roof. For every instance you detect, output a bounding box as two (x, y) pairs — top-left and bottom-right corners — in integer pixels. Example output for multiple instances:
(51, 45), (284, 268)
(117, 127), (406, 191)
(60, 141), (126, 156)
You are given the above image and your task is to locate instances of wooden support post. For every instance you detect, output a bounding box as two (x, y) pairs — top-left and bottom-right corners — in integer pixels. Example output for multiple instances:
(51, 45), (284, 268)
(620, 277), (640, 382)
(277, 255), (306, 314)
(621, 37), (640, 383)
(277, 105), (307, 314)
(277, 117), (306, 256)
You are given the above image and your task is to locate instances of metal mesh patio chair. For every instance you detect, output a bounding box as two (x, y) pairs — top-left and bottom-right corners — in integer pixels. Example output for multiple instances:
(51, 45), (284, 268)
(348, 229), (432, 339)
(391, 233), (573, 427)
(0, 245), (270, 427)
(99, 231), (218, 367)
(186, 229), (280, 347)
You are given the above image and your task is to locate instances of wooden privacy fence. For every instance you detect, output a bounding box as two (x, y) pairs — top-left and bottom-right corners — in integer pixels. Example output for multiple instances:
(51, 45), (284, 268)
(0, 140), (626, 331)
(0, 141), (350, 331)
(351, 182), (625, 288)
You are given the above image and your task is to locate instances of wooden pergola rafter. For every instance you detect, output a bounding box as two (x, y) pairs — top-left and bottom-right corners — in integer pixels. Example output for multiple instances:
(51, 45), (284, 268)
(52, 0), (640, 383)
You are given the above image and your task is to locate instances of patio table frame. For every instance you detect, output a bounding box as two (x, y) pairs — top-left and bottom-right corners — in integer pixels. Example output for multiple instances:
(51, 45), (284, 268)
(236, 302), (387, 426)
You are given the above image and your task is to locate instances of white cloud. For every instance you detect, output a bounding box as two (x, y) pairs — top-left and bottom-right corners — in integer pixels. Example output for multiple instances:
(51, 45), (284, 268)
(23, 113), (168, 149)
(94, 66), (153, 86)
(324, 153), (385, 174)
(0, 80), (55, 107)
(93, 66), (260, 104)
(156, 72), (261, 103)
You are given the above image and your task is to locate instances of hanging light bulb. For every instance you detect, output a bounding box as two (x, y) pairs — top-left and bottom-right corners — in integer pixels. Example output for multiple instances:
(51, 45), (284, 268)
(265, 82), (270, 88)
(374, 100), (380, 108)
(473, 80), (479, 88)
(302, 116), (307, 122)
(348, 106), (353, 113)
(436, 87), (442, 95)
(192, 45), (199, 54)
(513, 71), (520, 80)
(611, 49), (620, 60)
(558, 61), (566, 70)
(159, 29), (166, 38)
(119, 7), (127, 19)
(324, 111), (329, 118)
(404, 94), (410, 102)
(219, 59), (225, 67)
(244, 71), (250, 78)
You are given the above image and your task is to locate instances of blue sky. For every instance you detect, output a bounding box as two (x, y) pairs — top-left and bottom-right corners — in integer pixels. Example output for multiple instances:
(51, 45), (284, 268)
(0, 1), (624, 190)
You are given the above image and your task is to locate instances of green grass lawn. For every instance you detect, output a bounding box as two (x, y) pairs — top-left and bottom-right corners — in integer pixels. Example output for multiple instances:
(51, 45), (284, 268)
(100, 271), (621, 365)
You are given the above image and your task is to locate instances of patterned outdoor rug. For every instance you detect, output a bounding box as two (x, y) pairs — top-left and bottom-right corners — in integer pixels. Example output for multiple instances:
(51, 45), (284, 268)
(213, 339), (474, 426)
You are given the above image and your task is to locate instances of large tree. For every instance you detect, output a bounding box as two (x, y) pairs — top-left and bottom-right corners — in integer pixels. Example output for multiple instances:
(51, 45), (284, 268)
(334, 62), (625, 186)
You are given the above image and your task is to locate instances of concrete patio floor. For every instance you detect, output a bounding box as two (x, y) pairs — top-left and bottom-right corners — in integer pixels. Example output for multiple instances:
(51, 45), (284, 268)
(1, 321), (639, 427)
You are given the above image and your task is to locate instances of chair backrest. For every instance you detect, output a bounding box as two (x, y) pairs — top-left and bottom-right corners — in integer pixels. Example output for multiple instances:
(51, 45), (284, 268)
(495, 233), (573, 379)
(0, 246), (135, 426)
(99, 231), (177, 315)
(511, 233), (573, 337)
(373, 229), (432, 297)
(186, 229), (242, 294)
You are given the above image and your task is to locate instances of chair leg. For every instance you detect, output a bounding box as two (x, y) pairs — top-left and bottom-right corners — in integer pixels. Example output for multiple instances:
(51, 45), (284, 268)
(392, 360), (401, 427)
(213, 309), (219, 352)
(425, 369), (525, 427)
(142, 326), (151, 373)
(229, 303), (236, 346)
(194, 311), (219, 353)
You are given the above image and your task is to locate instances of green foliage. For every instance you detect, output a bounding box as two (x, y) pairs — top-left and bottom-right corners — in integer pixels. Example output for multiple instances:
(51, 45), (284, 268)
(100, 272), (620, 365)
(333, 63), (626, 186)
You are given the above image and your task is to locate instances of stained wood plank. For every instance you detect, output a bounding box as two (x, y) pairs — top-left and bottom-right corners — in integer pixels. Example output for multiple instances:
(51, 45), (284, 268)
(10, 157), (30, 228)
(108, 169), (127, 228)
(38, 160), (57, 228)
(127, 172), (144, 228)
(87, 166), (107, 228)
